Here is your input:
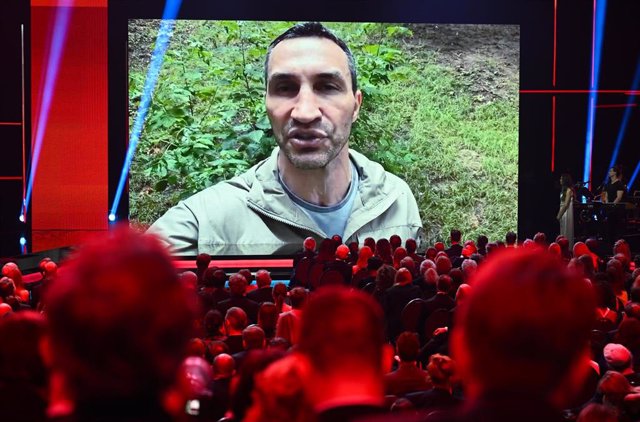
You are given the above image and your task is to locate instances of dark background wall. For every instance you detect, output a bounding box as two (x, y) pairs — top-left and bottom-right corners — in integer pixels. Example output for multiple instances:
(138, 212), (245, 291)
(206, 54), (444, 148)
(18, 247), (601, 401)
(0, 0), (30, 257)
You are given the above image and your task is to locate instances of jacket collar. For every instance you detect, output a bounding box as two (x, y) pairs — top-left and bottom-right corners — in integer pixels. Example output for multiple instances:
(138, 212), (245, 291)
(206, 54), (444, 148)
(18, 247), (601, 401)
(246, 147), (400, 240)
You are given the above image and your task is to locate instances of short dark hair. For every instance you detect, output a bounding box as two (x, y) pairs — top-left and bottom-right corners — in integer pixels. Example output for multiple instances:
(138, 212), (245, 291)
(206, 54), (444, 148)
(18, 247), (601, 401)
(450, 230), (462, 242)
(258, 302), (278, 333)
(289, 287), (308, 309)
(533, 232), (546, 245)
(196, 253), (211, 270)
(505, 231), (517, 245)
(396, 331), (420, 362)
(229, 273), (248, 296)
(243, 325), (266, 350)
(203, 309), (224, 336)
(203, 267), (226, 288)
(611, 165), (622, 178)
(436, 274), (452, 293)
(225, 307), (248, 331)
(367, 256), (384, 271)
(265, 22), (358, 93)
(375, 265), (396, 290)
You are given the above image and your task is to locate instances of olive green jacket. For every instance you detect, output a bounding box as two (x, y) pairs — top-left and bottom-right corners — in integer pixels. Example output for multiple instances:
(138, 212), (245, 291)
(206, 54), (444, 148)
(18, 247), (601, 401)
(148, 147), (424, 255)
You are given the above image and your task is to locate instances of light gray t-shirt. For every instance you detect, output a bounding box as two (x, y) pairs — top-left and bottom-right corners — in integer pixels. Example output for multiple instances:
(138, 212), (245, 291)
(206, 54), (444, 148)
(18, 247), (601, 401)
(279, 162), (359, 238)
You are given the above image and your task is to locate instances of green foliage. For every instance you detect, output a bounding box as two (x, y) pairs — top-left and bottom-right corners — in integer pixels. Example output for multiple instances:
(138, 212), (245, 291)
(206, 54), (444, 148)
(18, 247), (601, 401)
(129, 21), (519, 245)
(129, 21), (417, 223)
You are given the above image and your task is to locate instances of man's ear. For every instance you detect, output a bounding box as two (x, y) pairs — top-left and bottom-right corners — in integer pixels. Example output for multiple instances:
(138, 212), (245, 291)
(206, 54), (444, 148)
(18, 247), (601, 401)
(381, 342), (395, 374)
(352, 89), (363, 123)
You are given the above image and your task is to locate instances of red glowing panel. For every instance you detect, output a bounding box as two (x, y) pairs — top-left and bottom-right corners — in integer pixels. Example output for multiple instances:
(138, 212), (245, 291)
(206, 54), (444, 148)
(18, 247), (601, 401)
(551, 96), (556, 172)
(31, 3), (108, 251)
(31, 0), (106, 7)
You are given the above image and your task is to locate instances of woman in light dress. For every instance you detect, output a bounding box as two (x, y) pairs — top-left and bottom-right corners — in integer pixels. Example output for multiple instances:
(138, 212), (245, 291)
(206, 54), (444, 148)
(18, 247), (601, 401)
(557, 173), (575, 247)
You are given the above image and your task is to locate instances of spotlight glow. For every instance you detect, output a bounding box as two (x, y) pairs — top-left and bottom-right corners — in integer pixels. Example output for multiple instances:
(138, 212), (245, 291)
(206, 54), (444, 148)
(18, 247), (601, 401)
(18, 214), (25, 223)
(603, 57), (640, 184)
(109, 0), (183, 219)
(583, 0), (608, 190)
(19, 237), (27, 246)
(629, 160), (640, 190)
(108, 213), (116, 222)
(22, 1), (74, 217)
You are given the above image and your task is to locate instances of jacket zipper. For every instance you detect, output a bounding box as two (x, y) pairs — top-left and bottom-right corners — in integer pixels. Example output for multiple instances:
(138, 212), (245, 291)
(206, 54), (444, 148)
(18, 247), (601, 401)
(247, 202), (327, 239)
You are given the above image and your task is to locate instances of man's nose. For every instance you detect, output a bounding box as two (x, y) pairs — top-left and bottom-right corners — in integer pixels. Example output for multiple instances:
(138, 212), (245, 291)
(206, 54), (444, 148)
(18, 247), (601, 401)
(291, 86), (322, 123)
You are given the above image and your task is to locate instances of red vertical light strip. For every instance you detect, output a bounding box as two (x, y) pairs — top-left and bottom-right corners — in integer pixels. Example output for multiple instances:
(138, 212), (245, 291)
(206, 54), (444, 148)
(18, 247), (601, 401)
(551, 96), (556, 172)
(553, 0), (558, 87)
(21, 24), (27, 205)
(550, 0), (558, 172)
(591, 0), (597, 88)
(31, 4), (109, 251)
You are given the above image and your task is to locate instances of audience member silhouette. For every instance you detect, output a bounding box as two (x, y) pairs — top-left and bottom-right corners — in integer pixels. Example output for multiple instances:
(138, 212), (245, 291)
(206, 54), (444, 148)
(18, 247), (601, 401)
(443, 248), (596, 422)
(43, 229), (197, 422)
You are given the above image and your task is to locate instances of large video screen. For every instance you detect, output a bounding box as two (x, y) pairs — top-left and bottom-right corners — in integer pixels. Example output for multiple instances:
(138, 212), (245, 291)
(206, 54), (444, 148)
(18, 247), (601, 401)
(128, 20), (519, 255)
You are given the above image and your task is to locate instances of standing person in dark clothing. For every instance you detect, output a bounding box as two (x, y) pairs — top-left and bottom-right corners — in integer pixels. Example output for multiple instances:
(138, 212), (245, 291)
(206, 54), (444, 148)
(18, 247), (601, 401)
(216, 273), (260, 324)
(476, 235), (489, 256)
(602, 165), (628, 247)
(445, 230), (463, 260)
(195, 253), (212, 285)
(603, 165), (627, 204)
(198, 268), (229, 314)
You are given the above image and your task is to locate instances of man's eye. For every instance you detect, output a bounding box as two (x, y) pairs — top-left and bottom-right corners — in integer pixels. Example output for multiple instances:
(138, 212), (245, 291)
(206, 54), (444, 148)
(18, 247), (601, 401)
(319, 83), (339, 91)
(274, 84), (296, 94)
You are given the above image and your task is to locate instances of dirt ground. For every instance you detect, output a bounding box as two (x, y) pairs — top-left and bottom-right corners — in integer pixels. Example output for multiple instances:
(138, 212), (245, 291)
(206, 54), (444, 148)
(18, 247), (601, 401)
(405, 23), (520, 104)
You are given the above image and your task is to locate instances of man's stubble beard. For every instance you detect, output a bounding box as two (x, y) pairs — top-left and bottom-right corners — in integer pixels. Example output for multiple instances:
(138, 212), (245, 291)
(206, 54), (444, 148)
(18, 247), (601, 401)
(278, 121), (353, 170)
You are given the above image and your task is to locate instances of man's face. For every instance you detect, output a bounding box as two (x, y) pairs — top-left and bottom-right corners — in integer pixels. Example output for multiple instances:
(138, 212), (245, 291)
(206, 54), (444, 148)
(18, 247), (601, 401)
(266, 37), (362, 170)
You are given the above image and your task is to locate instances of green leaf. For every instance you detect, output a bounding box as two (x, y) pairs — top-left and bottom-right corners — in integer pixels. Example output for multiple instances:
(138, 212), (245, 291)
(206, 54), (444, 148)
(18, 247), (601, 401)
(255, 115), (271, 130)
(363, 44), (380, 55)
(241, 130), (264, 143)
(154, 179), (168, 191)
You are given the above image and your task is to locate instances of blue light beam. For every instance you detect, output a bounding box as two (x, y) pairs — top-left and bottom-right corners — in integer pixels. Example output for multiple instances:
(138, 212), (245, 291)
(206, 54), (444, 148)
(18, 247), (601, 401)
(603, 57), (640, 184)
(583, 0), (607, 190)
(109, 0), (183, 219)
(22, 0), (74, 219)
(629, 160), (640, 190)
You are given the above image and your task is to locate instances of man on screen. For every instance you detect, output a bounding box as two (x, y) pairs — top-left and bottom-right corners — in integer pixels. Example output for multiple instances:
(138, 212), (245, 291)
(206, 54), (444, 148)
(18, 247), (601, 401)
(149, 22), (423, 255)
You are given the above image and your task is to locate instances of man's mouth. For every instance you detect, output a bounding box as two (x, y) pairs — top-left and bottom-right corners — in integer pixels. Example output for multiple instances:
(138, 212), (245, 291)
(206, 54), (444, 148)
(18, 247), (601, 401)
(287, 130), (328, 148)
(293, 133), (320, 140)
